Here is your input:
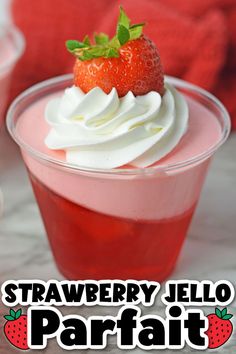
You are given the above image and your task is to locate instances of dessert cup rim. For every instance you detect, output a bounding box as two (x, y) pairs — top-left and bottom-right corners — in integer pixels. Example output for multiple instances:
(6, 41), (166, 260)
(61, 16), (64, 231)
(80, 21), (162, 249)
(6, 74), (231, 176)
(0, 24), (25, 74)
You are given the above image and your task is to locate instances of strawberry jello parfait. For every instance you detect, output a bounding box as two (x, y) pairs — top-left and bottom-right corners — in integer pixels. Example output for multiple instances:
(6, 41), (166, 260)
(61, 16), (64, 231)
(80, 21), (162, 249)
(7, 8), (230, 280)
(0, 25), (24, 127)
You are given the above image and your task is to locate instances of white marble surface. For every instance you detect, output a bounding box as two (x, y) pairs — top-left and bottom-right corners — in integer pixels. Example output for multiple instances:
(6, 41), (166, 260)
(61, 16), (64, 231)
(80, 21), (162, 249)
(0, 127), (236, 353)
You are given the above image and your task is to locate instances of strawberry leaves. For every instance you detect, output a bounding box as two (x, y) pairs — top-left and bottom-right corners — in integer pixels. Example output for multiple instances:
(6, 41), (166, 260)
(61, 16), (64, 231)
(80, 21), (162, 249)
(118, 6), (130, 29)
(215, 307), (233, 320)
(4, 315), (15, 321)
(94, 33), (109, 45)
(4, 308), (22, 321)
(66, 40), (88, 52)
(221, 308), (227, 317)
(215, 308), (222, 318)
(129, 23), (145, 40)
(15, 309), (22, 319)
(117, 24), (130, 45)
(66, 33), (120, 61)
(116, 7), (144, 46)
(66, 6), (145, 61)
(83, 35), (91, 46)
(10, 309), (15, 318)
(117, 6), (130, 45)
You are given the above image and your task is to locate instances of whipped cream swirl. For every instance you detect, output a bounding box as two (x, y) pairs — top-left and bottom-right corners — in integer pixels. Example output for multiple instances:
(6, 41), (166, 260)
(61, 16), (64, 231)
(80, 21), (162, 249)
(45, 84), (189, 169)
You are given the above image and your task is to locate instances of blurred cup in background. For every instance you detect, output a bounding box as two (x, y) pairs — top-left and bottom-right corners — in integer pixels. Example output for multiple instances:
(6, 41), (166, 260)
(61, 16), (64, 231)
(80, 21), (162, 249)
(0, 25), (25, 128)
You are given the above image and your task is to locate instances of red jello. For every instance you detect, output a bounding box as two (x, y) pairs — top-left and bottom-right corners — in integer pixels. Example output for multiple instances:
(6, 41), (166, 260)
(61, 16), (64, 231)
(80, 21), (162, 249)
(30, 173), (195, 281)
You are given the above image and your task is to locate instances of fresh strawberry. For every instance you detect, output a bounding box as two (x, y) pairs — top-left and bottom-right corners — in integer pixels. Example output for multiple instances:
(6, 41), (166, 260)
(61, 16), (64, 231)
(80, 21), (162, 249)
(66, 7), (164, 97)
(206, 307), (233, 349)
(4, 309), (29, 351)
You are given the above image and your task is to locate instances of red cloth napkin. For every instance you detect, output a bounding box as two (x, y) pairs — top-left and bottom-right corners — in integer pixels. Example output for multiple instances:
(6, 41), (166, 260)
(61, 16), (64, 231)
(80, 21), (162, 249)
(11, 0), (236, 129)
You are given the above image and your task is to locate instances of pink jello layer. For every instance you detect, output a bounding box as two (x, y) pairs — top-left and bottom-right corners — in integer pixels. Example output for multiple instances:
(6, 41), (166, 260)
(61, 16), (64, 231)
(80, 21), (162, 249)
(16, 91), (221, 220)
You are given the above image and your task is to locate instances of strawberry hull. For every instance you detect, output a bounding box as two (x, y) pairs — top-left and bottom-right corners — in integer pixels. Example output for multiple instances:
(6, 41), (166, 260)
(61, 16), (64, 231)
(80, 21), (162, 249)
(30, 172), (195, 281)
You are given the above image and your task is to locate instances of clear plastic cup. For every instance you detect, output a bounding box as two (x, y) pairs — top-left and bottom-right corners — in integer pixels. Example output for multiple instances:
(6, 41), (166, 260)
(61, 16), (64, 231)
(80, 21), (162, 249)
(0, 24), (25, 127)
(7, 75), (231, 281)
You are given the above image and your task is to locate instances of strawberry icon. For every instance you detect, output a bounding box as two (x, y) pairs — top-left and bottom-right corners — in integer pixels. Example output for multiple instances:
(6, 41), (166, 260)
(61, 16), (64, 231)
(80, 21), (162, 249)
(4, 308), (29, 350)
(206, 307), (233, 349)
